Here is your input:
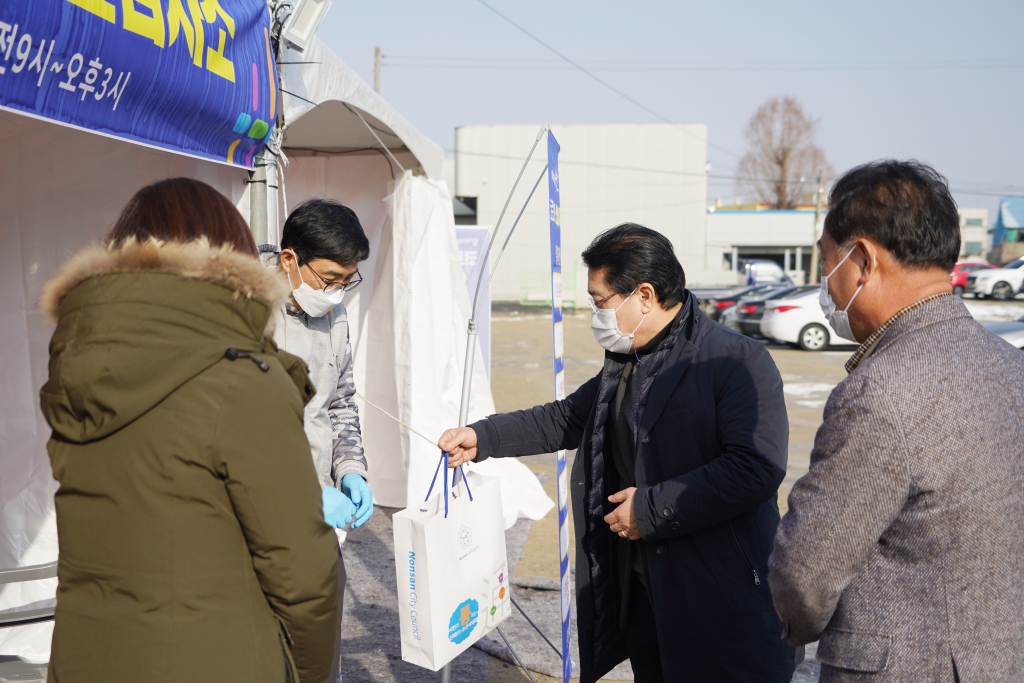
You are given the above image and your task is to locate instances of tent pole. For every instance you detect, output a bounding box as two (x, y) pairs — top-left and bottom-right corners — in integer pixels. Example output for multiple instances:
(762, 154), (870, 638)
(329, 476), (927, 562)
(456, 163), (545, 430)
(457, 320), (478, 429)
(248, 154), (269, 245)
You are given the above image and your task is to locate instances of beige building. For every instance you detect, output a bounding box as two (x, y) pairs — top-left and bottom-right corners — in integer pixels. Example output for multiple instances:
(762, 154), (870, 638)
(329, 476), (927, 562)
(958, 207), (988, 258)
(448, 124), (729, 306)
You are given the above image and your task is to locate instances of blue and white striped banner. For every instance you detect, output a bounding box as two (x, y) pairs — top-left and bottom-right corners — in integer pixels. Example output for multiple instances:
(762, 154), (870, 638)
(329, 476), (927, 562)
(546, 129), (572, 683)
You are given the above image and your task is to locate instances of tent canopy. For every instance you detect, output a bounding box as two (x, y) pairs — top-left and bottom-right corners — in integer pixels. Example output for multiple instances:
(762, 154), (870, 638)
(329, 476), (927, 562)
(279, 39), (443, 179)
(278, 40), (551, 518)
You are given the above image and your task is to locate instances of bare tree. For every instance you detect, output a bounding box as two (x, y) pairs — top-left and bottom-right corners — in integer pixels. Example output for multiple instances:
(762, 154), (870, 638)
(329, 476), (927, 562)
(735, 97), (834, 208)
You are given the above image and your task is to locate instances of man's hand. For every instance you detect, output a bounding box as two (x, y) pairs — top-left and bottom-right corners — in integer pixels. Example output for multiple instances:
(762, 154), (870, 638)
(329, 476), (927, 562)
(437, 427), (479, 467)
(604, 487), (641, 540)
(341, 473), (374, 528)
(322, 487), (356, 529)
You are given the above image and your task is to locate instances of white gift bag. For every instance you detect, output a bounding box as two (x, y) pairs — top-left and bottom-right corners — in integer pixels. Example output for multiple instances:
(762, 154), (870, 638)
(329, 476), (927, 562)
(393, 460), (512, 671)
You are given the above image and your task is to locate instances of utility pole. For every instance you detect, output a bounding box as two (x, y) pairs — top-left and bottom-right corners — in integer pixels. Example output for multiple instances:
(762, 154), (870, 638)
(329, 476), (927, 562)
(374, 46), (381, 93)
(809, 170), (824, 284)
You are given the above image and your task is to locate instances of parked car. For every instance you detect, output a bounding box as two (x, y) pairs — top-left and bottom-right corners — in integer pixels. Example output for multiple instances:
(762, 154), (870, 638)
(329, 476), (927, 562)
(739, 258), (793, 285)
(716, 284), (792, 325)
(704, 285), (777, 322)
(967, 258), (1024, 300)
(983, 314), (1024, 349)
(760, 288), (858, 351)
(736, 285), (818, 337)
(950, 261), (997, 296)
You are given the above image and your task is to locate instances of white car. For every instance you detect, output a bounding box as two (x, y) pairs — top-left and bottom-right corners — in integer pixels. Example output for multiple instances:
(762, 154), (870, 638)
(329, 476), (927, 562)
(967, 258), (1024, 300)
(759, 288), (858, 351)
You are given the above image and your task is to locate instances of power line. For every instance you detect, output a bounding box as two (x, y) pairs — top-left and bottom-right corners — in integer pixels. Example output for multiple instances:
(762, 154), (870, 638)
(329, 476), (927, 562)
(471, 0), (739, 159)
(451, 148), (710, 177)
(450, 149), (1024, 198)
(453, 147), (821, 185)
(383, 57), (1024, 73)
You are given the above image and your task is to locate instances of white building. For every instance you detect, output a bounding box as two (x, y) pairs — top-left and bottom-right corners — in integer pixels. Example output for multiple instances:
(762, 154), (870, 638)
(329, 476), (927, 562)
(702, 205), (991, 282)
(705, 209), (821, 283)
(451, 124), (728, 305)
(958, 207), (988, 258)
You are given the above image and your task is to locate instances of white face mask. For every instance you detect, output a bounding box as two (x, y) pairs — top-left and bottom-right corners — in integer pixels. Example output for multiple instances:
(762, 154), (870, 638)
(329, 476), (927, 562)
(589, 287), (646, 353)
(819, 245), (863, 342)
(286, 251), (345, 318)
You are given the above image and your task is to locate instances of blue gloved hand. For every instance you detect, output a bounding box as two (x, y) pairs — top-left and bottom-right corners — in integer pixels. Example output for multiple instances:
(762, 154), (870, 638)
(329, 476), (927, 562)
(342, 473), (374, 528)
(322, 486), (356, 529)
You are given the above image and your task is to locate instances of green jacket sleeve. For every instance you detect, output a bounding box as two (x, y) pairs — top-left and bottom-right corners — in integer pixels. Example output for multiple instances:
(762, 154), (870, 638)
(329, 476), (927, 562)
(214, 359), (339, 683)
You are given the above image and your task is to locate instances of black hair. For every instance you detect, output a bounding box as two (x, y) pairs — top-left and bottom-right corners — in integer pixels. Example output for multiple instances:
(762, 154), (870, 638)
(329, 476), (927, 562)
(581, 223), (686, 307)
(824, 160), (960, 271)
(280, 199), (370, 265)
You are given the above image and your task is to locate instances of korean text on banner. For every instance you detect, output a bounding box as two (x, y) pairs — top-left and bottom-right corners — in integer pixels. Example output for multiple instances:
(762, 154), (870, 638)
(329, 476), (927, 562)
(456, 226), (491, 378)
(547, 129), (572, 683)
(0, 0), (276, 168)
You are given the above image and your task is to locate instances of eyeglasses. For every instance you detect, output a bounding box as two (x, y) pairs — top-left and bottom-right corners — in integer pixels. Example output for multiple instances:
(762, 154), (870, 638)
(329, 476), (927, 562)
(304, 263), (363, 293)
(588, 291), (620, 310)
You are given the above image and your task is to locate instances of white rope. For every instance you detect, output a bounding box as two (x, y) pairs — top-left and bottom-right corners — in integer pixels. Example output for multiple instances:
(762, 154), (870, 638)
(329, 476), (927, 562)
(355, 392), (438, 447)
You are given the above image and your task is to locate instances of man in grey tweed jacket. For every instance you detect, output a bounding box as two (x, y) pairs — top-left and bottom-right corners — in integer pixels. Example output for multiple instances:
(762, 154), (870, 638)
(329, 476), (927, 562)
(769, 160), (1024, 682)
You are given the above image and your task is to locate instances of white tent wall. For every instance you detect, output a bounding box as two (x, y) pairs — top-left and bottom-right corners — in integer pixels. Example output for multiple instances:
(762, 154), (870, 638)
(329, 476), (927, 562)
(282, 158), (553, 523)
(0, 109), (247, 661)
(279, 152), (415, 507)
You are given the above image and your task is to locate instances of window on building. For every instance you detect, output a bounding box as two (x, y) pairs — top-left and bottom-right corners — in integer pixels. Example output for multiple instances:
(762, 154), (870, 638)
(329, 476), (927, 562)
(964, 218), (984, 227)
(454, 196), (478, 225)
(964, 242), (983, 256)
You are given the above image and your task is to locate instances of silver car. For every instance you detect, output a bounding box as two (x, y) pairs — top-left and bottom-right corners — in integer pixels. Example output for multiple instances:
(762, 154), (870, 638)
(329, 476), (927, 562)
(983, 314), (1024, 349)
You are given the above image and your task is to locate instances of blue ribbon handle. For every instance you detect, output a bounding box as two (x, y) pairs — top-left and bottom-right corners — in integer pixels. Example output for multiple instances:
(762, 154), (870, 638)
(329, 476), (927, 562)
(452, 462), (474, 501)
(424, 451), (474, 518)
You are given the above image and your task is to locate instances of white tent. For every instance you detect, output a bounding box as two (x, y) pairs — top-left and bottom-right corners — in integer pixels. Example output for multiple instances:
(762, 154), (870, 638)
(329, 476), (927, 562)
(0, 37), (551, 663)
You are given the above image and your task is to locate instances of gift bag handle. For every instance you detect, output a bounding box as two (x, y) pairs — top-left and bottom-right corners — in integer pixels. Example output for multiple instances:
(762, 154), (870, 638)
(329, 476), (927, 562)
(424, 451), (474, 518)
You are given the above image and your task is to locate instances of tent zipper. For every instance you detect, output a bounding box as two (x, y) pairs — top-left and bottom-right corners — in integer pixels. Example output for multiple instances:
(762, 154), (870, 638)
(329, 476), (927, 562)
(728, 522), (761, 586)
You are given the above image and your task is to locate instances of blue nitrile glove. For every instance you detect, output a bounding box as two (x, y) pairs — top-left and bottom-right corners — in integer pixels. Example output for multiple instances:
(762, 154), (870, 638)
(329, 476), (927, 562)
(342, 473), (374, 528)
(322, 486), (356, 529)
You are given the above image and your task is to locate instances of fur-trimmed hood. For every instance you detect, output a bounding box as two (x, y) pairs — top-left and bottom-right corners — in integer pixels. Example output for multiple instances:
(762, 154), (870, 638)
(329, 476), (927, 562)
(40, 238), (289, 324)
(39, 239), (292, 443)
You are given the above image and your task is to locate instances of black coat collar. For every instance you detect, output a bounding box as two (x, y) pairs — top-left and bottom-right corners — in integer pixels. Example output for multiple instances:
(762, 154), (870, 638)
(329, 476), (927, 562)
(598, 292), (705, 443)
(637, 293), (702, 442)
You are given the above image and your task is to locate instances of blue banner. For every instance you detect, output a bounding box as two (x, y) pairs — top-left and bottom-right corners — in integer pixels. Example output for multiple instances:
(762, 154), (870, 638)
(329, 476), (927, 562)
(457, 226), (492, 379)
(547, 129), (572, 683)
(0, 0), (276, 168)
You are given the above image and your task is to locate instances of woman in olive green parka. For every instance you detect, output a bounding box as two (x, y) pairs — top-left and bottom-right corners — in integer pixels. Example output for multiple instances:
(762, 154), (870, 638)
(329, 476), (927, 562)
(38, 179), (340, 683)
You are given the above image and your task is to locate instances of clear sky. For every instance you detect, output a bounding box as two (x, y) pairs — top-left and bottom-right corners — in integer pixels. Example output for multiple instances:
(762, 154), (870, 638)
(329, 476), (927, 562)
(314, 0), (1023, 222)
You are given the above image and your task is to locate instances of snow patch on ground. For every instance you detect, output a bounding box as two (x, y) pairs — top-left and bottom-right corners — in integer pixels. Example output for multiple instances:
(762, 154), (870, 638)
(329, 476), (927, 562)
(783, 382), (837, 409)
(963, 300), (1024, 322)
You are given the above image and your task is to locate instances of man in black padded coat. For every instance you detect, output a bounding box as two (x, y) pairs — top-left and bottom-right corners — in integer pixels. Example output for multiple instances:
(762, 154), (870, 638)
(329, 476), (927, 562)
(439, 224), (795, 683)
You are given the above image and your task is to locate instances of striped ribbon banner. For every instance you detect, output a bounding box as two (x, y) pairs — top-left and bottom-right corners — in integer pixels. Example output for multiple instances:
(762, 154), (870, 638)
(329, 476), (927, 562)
(546, 129), (572, 683)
